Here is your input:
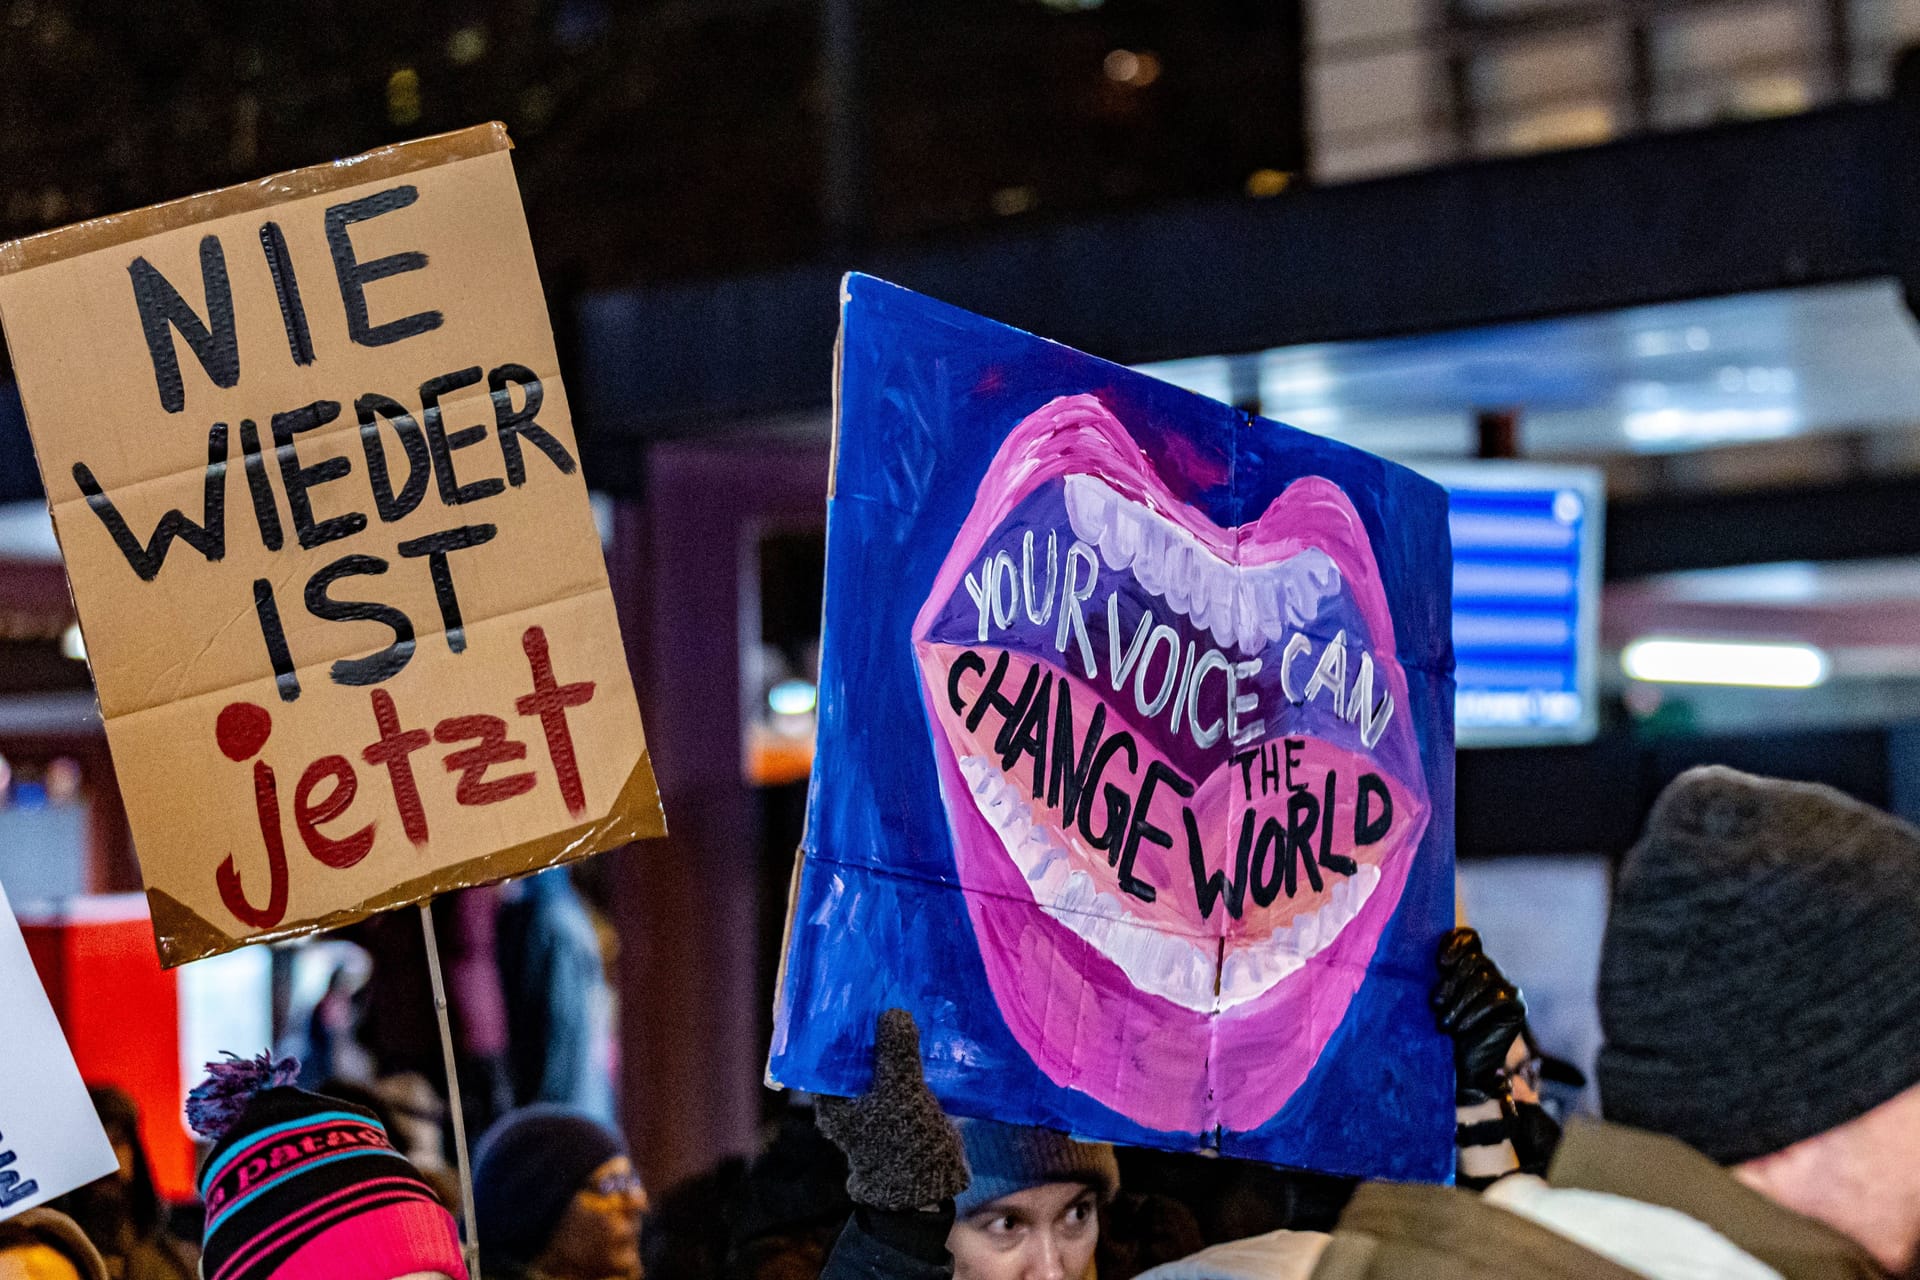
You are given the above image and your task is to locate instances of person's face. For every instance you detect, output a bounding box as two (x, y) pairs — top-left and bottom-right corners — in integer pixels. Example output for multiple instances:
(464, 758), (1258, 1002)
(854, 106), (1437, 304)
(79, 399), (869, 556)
(1503, 1036), (1541, 1107)
(1861, 1087), (1920, 1277)
(740, 1229), (835, 1280)
(536, 1156), (649, 1280)
(0, 1244), (82, 1280)
(948, 1183), (1099, 1280)
(1735, 1081), (1920, 1277)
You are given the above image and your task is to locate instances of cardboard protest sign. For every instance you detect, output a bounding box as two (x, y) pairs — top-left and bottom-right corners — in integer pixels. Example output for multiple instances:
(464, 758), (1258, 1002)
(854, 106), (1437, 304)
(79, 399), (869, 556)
(0, 879), (118, 1219)
(770, 277), (1455, 1178)
(0, 125), (664, 967)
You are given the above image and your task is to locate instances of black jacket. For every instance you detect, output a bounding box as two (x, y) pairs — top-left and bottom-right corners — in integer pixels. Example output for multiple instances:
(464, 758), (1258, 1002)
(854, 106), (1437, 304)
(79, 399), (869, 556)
(819, 1205), (955, 1280)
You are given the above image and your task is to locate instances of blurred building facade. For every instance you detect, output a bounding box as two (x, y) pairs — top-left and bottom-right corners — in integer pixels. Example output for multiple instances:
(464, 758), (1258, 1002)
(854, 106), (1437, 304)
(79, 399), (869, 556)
(0, 0), (1302, 286)
(1310, 0), (1920, 179)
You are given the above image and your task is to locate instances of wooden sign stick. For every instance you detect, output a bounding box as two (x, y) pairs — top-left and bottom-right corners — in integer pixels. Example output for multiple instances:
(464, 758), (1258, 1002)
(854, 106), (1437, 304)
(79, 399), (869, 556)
(419, 902), (481, 1280)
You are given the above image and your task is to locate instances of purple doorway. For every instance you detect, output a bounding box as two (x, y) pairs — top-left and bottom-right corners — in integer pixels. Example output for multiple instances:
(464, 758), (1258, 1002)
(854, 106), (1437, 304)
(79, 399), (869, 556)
(606, 436), (831, 1191)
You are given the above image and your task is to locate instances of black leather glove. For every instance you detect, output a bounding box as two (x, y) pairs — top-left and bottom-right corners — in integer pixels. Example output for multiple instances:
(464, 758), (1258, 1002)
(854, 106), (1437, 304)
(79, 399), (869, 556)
(1432, 927), (1528, 1104)
(816, 1009), (971, 1211)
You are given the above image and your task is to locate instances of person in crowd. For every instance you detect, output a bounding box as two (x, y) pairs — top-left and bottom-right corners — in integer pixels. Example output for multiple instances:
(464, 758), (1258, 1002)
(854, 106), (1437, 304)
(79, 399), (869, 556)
(1122, 927), (1543, 1280)
(644, 1154), (748, 1280)
(473, 1106), (648, 1280)
(813, 1009), (1118, 1280)
(445, 885), (518, 1138)
(816, 933), (1548, 1280)
(340, 892), (517, 1142)
(1310, 766), (1920, 1278)
(724, 1106), (849, 1280)
(52, 1086), (198, 1280)
(1432, 928), (1537, 1191)
(0, 1208), (110, 1280)
(945, 1120), (1119, 1280)
(301, 958), (373, 1089)
(1092, 1190), (1203, 1280)
(184, 1050), (469, 1280)
(497, 868), (618, 1124)
(1501, 1026), (1587, 1170)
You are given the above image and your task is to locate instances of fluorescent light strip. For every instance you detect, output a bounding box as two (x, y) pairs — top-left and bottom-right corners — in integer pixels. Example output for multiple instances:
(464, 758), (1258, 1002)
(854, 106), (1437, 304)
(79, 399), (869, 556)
(1621, 638), (1830, 689)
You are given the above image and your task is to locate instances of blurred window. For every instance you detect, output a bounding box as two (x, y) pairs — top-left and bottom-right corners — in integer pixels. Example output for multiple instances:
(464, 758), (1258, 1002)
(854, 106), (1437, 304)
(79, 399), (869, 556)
(1878, 0), (1920, 49)
(1307, 0), (1442, 180)
(1838, 0), (1912, 95)
(0, 800), (88, 900)
(1312, 48), (1440, 181)
(1459, 0), (1593, 12)
(1472, 28), (1623, 154)
(858, 0), (1305, 237)
(1308, 0), (1875, 183)
(1651, 1), (1821, 127)
(1314, 0), (1429, 46)
(744, 531), (825, 788)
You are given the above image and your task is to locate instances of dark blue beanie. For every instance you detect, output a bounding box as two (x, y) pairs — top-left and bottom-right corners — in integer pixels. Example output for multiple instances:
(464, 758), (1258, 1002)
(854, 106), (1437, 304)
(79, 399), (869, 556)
(473, 1106), (626, 1265)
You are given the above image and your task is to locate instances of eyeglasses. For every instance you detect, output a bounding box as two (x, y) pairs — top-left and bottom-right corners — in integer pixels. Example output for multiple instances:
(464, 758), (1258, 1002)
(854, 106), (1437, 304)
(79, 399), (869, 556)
(586, 1169), (646, 1200)
(1504, 1054), (1543, 1094)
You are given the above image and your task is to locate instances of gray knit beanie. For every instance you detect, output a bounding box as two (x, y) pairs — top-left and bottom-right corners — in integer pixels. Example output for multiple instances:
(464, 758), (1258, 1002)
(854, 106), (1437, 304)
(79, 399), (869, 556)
(1598, 766), (1920, 1165)
(954, 1120), (1120, 1217)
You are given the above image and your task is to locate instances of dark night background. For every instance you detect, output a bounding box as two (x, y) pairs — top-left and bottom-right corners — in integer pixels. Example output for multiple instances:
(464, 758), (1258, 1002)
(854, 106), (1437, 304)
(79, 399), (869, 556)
(0, 1), (1302, 287)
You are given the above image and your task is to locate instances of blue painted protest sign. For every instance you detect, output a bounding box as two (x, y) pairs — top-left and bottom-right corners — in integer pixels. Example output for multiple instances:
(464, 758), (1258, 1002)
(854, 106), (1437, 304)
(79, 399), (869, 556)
(770, 277), (1457, 1179)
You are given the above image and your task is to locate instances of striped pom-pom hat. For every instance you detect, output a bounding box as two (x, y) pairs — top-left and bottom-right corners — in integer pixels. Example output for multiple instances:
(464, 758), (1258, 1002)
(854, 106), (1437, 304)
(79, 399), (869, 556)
(188, 1052), (468, 1280)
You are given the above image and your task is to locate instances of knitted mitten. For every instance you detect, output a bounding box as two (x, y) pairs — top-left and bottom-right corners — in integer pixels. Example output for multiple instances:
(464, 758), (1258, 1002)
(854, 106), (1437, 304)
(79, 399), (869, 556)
(816, 1009), (971, 1211)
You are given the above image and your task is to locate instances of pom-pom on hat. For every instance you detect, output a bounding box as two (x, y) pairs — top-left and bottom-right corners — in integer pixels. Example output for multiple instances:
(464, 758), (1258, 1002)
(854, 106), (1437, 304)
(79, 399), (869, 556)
(185, 1050), (301, 1139)
(189, 1051), (469, 1280)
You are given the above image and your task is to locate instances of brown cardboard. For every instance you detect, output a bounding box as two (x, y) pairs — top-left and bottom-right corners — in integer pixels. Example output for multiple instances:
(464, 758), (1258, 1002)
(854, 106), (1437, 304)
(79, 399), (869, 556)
(0, 125), (665, 966)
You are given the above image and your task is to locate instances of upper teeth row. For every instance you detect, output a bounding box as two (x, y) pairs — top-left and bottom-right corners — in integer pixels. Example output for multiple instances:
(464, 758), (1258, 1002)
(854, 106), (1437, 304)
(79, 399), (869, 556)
(1218, 862), (1380, 1006)
(956, 752), (1380, 1013)
(1063, 475), (1343, 656)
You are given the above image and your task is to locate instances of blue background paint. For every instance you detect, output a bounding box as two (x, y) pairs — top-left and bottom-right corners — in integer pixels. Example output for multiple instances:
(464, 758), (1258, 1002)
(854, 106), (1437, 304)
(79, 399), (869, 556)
(770, 275), (1455, 1180)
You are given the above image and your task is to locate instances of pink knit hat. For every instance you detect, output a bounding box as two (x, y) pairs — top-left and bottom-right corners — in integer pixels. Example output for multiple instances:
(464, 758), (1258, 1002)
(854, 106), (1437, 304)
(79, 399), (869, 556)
(188, 1053), (468, 1280)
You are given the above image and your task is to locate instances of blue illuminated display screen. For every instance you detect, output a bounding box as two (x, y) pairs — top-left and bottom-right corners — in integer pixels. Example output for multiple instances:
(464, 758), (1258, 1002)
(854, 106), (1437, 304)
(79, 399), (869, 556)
(1423, 464), (1603, 747)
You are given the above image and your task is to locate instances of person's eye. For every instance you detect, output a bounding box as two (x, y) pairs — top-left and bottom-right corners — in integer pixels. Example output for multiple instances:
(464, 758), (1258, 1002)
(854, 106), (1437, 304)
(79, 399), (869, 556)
(985, 1215), (1019, 1236)
(1064, 1201), (1095, 1228)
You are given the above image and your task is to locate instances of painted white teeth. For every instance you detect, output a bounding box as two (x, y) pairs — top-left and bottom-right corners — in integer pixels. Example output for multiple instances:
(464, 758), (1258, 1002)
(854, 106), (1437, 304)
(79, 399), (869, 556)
(1222, 946), (1300, 1004)
(1235, 577), (1260, 642)
(1064, 474), (1343, 656)
(1291, 910), (1316, 955)
(1140, 521), (1172, 599)
(956, 751), (1383, 1014)
(1064, 476), (1111, 544)
(1158, 537), (1188, 610)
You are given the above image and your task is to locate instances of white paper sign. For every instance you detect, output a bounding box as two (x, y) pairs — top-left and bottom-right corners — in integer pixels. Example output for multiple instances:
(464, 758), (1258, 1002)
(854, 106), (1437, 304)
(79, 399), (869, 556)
(0, 879), (118, 1220)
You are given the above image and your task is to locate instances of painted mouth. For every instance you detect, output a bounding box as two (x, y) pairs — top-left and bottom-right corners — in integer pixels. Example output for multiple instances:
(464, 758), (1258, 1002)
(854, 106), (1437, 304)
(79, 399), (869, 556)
(912, 394), (1430, 1134)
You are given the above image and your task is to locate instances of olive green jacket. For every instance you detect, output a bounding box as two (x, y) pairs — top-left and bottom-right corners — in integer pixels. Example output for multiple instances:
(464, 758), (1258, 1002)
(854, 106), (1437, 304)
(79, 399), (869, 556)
(1312, 1120), (1888, 1280)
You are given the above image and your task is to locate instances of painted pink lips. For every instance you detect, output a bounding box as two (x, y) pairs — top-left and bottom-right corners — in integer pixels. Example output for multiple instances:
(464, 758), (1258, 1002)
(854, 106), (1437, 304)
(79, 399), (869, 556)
(911, 394), (1430, 1134)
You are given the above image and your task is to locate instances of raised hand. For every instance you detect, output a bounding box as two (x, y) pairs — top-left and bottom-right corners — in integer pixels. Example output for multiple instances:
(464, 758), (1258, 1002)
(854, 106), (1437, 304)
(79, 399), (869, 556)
(816, 1008), (972, 1211)
(1433, 927), (1528, 1103)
